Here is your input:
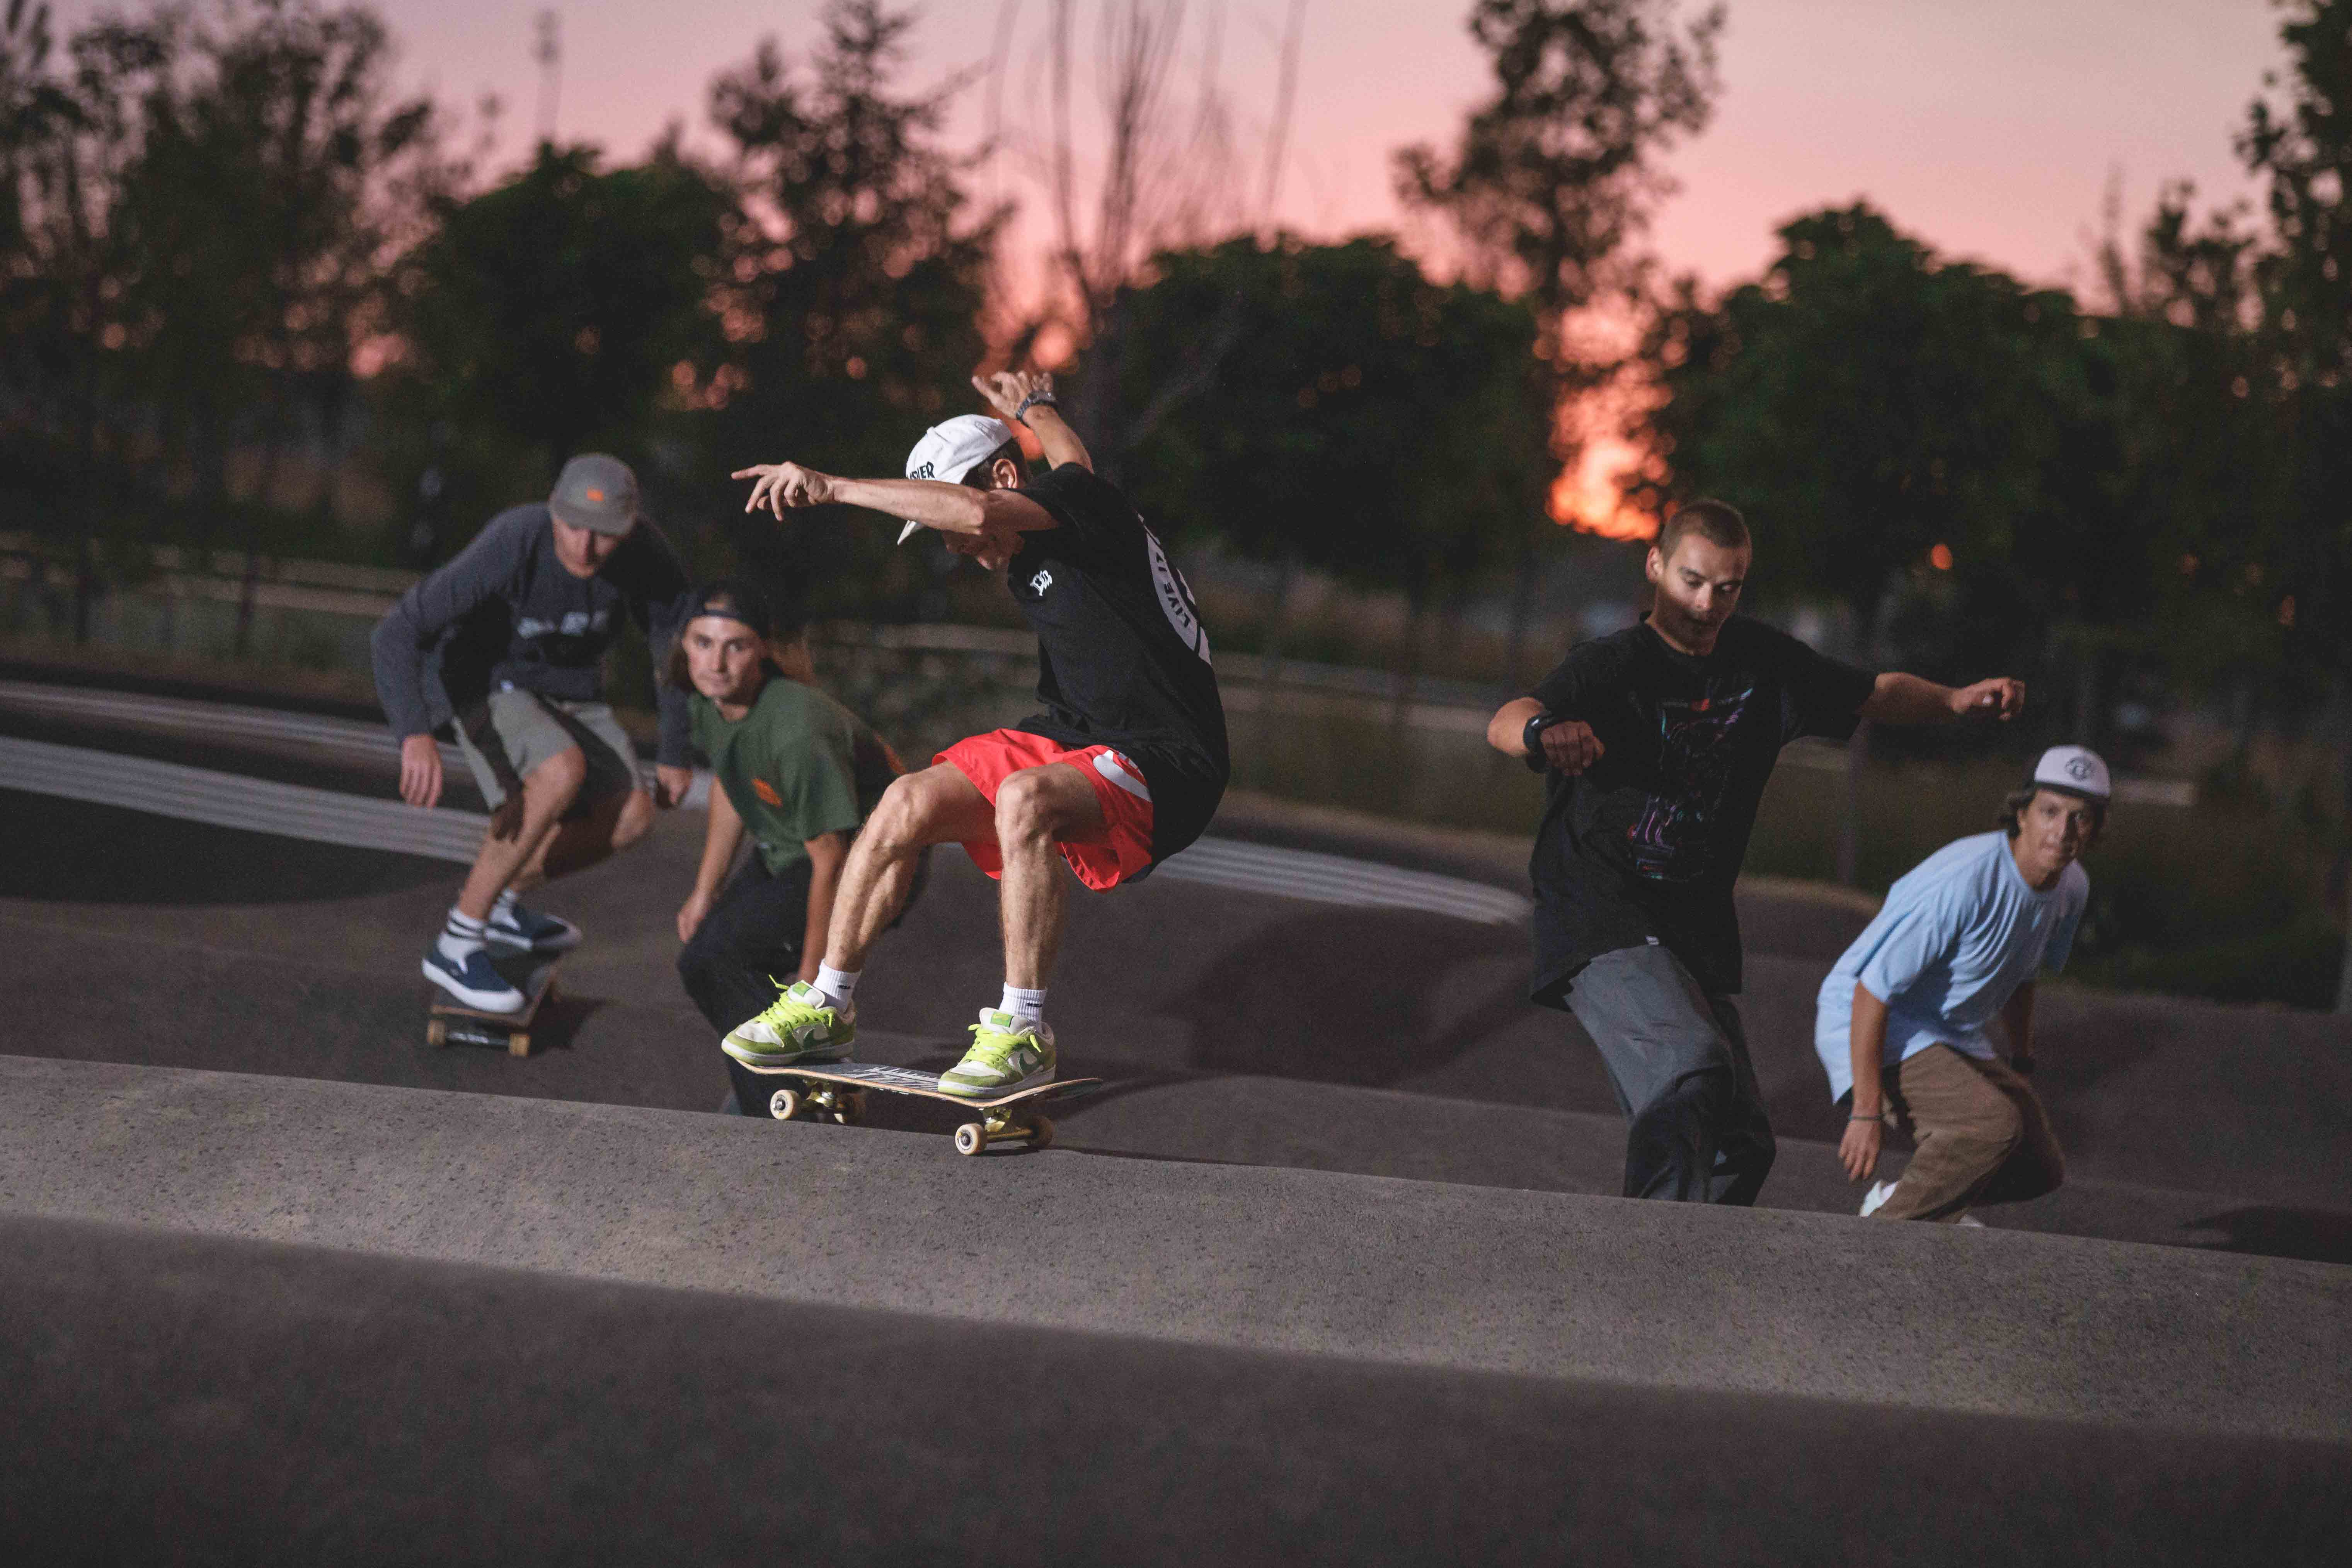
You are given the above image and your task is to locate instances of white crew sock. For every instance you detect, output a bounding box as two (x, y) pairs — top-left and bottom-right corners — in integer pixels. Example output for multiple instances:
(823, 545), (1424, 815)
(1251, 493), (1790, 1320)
(998, 984), (1046, 1025)
(438, 908), (487, 964)
(814, 964), (861, 1012)
(490, 888), (519, 921)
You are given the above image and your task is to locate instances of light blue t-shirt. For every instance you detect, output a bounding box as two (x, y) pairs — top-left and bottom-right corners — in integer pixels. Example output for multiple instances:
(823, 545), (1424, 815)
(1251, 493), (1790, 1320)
(1814, 831), (2088, 1100)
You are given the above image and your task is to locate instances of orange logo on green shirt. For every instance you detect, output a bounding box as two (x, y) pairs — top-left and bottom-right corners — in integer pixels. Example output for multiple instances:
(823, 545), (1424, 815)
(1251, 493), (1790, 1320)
(753, 778), (783, 806)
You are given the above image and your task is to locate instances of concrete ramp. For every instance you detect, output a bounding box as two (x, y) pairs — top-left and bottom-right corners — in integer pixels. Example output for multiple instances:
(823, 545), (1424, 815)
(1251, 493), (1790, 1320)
(2, 1055), (2343, 1443)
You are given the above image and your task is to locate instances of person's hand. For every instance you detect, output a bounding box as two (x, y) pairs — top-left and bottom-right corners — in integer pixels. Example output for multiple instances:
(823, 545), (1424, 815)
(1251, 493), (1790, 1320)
(1951, 677), (2025, 721)
(677, 887), (713, 944)
(1536, 718), (1605, 775)
(654, 764), (694, 809)
(972, 369), (1052, 423)
(1840, 1112), (1885, 1183)
(399, 733), (444, 809)
(732, 461), (838, 519)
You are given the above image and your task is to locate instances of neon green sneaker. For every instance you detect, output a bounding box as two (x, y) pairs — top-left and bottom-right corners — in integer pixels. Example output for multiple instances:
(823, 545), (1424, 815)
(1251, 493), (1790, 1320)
(722, 981), (856, 1067)
(938, 1010), (1056, 1098)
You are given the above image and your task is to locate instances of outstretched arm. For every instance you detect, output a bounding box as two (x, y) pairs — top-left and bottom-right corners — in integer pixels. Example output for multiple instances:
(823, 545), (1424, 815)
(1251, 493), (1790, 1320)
(730, 463), (1054, 572)
(1858, 671), (2025, 726)
(974, 370), (1092, 472)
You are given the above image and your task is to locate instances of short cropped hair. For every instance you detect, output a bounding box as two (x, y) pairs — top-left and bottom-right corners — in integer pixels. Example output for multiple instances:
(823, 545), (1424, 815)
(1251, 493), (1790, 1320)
(964, 439), (1026, 489)
(1656, 498), (1751, 564)
(2000, 787), (2106, 844)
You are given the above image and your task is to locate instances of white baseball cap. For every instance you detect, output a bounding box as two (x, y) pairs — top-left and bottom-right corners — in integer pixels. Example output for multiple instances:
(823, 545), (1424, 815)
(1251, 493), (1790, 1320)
(2031, 744), (2111, 802)
(898, 414), (1016, 544)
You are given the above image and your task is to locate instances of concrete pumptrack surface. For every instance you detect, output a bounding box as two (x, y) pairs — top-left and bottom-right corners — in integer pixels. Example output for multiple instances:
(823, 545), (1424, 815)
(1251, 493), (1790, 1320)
(2, 664), (2349, 1562)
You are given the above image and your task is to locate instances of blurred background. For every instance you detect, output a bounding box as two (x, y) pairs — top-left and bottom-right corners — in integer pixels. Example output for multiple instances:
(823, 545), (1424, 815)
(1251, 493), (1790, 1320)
(4, 0), (2350, 1006)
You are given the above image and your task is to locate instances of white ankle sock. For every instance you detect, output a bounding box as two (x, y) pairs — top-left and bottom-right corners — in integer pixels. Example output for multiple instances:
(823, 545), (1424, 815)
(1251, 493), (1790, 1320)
(998, 984), (1046, 1023)
(490, 888), (519, 920)
(814, 964), (860, 1011)
(439, 908), (486, 963)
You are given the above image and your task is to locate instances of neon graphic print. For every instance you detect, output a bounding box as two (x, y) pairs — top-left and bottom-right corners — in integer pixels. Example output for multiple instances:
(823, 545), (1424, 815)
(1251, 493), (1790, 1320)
(1625, 682), (1756, 882)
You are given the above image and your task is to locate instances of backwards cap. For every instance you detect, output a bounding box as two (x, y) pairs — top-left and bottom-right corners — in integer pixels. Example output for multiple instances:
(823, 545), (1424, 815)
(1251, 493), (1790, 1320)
(897, 414), (1016, 544)
(2031, 745), (2112, 802)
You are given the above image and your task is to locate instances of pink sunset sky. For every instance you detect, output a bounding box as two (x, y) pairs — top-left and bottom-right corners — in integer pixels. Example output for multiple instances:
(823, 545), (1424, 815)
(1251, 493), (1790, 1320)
(53, 0), (2294, 528)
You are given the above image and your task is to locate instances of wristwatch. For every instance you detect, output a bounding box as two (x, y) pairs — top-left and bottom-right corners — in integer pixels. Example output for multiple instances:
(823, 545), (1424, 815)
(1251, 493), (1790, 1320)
(1521, 709), (1557, 773)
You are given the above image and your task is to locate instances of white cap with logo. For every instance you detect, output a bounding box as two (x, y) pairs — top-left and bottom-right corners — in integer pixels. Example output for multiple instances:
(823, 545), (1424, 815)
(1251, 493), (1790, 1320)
(2032, 744), (2111, 802)
(897, 414), (1016, 544)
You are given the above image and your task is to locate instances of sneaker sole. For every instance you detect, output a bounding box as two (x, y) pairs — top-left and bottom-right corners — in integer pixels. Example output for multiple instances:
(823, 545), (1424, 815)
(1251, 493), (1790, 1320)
(720, 1037), (853, 1069)
(937, 1064), (1056, 1100)
(421, 957), (527, 1013)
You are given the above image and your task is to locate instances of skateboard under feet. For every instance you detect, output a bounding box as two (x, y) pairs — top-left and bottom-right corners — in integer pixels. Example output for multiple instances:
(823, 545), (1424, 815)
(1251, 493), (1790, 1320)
(427, 952), (560, 1058)
(734, 1060), (1099, 1156)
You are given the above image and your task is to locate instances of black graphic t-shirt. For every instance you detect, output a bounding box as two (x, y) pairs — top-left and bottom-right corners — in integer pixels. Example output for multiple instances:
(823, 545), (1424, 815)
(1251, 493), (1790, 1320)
(1525, 617), (1876, 1002)
(1003, 463), (1230, 863)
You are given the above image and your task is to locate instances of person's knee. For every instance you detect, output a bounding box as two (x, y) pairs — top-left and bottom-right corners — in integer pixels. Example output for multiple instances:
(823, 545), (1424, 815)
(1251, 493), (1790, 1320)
(528, 744), (588, 797)
(993, 767), (1063, 846)
(865, 775), (936, 856)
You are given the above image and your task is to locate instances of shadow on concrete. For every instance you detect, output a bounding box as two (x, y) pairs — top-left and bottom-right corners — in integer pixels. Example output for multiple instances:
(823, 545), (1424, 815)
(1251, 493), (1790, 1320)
(2190, 1205), (2352, 1267)
(1166, 906), (1527, 1088)
(1, 788), (447, 905)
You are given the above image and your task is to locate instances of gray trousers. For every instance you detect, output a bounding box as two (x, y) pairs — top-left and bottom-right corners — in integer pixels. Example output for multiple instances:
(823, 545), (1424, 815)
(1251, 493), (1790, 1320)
(1566, 943), (1776, 1205)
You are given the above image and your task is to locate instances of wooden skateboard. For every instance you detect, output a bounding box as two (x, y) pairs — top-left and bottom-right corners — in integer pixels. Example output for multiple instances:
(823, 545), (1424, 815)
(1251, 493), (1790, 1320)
(732, 1060), (1100, 1156)
(426, 952), (561, 1058)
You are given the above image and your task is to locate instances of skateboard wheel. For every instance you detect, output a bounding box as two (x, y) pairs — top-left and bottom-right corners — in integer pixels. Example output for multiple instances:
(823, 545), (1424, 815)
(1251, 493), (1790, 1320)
(770, 1088), (800, 1122)
(954, 1123), (986, 1157)
(1029, 1114), (1054, 1150)
(426, 1019), (448, 1047)
(507, 1032), (529, 1057)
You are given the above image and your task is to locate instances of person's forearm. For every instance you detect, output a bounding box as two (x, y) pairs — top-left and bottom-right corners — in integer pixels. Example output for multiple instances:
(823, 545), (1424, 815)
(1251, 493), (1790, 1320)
(695, 793), (746, 897)
(1023, 405), (1092, 472)
(1488, 697), (1546, 758)
(1860, 671), (1958, 725)
(827, 476), (994, 534)
(1849, 982), (1890, 1116)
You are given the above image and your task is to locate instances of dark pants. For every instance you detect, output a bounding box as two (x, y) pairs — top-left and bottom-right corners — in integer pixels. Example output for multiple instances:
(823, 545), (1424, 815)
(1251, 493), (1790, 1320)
(1565, 943), (1776, 1205)
(678, 848), (928, 1116)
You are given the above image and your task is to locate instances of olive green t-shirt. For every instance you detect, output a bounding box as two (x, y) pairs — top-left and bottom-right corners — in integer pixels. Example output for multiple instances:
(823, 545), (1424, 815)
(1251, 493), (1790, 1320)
(690, 673), (899, 875)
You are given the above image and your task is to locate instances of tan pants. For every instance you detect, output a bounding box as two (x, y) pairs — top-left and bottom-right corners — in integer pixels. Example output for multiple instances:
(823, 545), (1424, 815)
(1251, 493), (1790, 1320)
(1876, 1045), (2064, 1222)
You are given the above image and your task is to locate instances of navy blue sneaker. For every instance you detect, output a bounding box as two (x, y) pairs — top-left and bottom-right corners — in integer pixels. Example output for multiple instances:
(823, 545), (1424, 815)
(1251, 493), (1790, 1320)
(423, 941), (526, 1012)
(484, 896), (581, 954)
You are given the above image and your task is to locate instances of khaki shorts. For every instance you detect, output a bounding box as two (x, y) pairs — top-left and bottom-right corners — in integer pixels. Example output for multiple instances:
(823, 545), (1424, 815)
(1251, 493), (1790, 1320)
(453, 688), (641, 815)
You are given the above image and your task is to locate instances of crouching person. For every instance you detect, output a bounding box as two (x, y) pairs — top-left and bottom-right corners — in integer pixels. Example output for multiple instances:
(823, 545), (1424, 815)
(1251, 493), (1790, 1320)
(1816, 746), (2110, 1224)
(669, 579), (921, 1113)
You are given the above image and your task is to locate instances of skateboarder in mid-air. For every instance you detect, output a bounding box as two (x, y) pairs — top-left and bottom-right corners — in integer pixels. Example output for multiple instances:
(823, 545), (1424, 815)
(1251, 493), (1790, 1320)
(1486, 498), (2025, 1206)
(724, 369), (1229, 1097)
(667, 576), (923, 1113)
(373, 454), (695, 1013)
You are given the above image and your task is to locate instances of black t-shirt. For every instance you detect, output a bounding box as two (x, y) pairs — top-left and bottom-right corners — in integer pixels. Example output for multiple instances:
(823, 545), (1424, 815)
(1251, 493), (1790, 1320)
(1004, 464), (1230, 863)
(1525, 617), (1876, 1003)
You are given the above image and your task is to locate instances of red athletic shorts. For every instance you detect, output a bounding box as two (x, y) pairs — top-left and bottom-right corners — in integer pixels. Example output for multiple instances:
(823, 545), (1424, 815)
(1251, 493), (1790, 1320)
(936, 728), (1156, 891)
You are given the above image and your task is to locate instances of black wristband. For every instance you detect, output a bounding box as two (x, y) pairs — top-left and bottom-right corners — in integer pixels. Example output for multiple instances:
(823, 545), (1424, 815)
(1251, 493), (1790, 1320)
(1521, 710), (1557, 773)
(1013, 389), (1057, 422)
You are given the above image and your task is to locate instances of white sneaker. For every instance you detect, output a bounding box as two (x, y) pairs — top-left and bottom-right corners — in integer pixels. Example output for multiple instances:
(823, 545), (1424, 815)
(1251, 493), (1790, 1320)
(1953, 1213), (1986, 1229)
(1858, 1180), (1898, 1217)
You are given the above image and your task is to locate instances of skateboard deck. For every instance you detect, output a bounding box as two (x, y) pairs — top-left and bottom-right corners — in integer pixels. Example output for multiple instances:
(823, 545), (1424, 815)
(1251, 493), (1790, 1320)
(427, 952), (560, 1058)
(732, 1059), (1100, 1155)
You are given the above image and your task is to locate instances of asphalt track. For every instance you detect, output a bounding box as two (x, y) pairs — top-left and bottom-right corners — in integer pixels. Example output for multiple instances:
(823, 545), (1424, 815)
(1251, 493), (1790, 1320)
(4, 672), (2350, 1560)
